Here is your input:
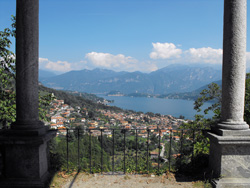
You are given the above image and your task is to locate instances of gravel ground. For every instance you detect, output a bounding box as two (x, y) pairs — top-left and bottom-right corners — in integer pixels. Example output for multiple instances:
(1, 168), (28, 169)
(50, 172), (207, 188)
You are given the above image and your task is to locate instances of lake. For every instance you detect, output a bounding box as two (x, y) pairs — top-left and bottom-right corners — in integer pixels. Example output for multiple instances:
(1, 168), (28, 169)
(98, 95), (214, 120)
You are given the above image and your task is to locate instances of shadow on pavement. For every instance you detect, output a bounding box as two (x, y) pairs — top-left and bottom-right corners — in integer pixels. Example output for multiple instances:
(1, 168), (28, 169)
(68, 171), (79, 188)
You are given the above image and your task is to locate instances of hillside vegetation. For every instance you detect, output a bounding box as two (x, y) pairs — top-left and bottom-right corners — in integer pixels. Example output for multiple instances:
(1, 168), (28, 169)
(39, 84), (122, 113)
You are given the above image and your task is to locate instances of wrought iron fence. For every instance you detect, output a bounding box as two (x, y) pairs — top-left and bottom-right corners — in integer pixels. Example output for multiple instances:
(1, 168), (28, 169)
(50, 128), (207, 175)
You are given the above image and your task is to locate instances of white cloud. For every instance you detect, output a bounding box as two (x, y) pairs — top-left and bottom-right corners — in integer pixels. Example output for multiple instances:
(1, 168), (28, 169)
(38, 55), (157, 73)
(138, 61), (158, 72)
(185, 47), (223, 64)
(85, 52), (157, 72)
(39, 58), (72, 72)
(85, 52), (136, 68)
(41, 42), (250, 73)
(39, 57), (49, 63)
(149, 42), (224, 65)
(150, 42), (182, 59)
(46, 61), (71, 72)
(246, 52), (250, 67)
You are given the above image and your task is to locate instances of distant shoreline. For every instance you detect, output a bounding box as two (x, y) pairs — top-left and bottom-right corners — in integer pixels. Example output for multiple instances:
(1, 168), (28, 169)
(105, 92), (199, 101)
(98, 94), (214, 120)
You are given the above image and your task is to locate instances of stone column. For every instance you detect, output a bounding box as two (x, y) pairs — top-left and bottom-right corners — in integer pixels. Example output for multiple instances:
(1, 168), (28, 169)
(0, 1), (56, 187)
(12, 0), (44, 131)
(218, 0), (248, 130)
(207, 1), (250, 187)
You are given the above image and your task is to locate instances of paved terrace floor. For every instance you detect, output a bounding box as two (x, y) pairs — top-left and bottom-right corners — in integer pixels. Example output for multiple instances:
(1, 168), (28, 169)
(50, 172), (211, 188)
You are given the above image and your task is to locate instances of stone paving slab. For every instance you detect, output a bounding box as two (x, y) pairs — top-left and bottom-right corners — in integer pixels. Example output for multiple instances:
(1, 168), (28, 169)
(50, 172), (206, 188)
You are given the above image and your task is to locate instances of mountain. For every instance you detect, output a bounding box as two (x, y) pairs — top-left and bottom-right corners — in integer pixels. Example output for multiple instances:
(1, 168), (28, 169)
(39, 69), (57, 80)
(158, 80), (222, 100)
(150, 65), (221, 94)
(41, 68), (126, 90)
(92, 71), (154, 94)
(40, 65), (222, 94)
(191, 80), (222, 94)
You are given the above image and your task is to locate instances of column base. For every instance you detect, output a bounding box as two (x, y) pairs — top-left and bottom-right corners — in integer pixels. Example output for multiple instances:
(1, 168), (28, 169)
(11, 120), (48, 136)
(0, 129), (56, 188)
(217, 121), (249, 130)
(207, 131), (250, 188)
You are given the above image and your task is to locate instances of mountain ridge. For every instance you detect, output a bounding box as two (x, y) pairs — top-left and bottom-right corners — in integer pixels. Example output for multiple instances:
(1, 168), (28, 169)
(40, 64), (222, 95)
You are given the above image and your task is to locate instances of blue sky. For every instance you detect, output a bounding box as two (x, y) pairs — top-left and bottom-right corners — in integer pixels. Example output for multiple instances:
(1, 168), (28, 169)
(1, 0), (250, 73)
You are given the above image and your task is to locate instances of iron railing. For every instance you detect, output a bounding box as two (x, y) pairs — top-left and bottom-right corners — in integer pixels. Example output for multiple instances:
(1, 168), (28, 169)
(51, 128), (206, 174)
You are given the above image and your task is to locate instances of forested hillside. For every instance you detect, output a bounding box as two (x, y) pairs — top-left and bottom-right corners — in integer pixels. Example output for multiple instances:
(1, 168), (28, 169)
(39, 84), (122, 113)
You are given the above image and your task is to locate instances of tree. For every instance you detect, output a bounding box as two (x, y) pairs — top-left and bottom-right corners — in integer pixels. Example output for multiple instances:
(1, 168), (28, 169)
(179, 82), (221, 157)
(146, 112), (154, 117)
(0, 16), (16, 129)
(193, 77), (250, 126)
(0, 16), (53, 128)
(181, 76), (250, 156)
(178, 115), (185, 119)
(88, 111), (95, 119)
(194, 82), (221, 122)
(175, 82), (221, 175)
(177, 78), (250, 175)
(244, 73), (250, 124)
(39, 92), (55, 122)
(155, 113), (161, 117)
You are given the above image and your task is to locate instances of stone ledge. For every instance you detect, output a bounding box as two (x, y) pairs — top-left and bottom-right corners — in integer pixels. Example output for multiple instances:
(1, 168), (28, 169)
(0, 129), (57, 145)
(207, 132), (250, 145)
(0, 126), (48, 137)
(211, 127), (250, 136)
(212, 178), (250, 188)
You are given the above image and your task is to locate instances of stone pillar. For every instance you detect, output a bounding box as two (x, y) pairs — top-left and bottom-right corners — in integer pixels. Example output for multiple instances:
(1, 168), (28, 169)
(12, 0), (45, 132)
(0, 0), (56, 187)
(218, 0), (248, 130)
(207, 0), (250, 187)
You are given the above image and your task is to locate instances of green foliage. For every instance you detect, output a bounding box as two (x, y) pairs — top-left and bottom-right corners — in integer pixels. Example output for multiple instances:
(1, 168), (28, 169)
(51, 129), (178, 175)
(244, 73), (250, 124)
(39, 92), (55, 122)
(180, 82), (222, 157)
(179, 115), (185, 119)
(0, 16), (54, 128)
(176, 75), (250, 176)
(176, 153), (209, 177)
(66, 90), (110, 103)
(53, 133), (110, 172)
(0, 16), (16, 129)
(175, 83), (221, 175)
(194, 137), (210, 155)
(191, 77), (250, 126)
(194, 82), (221, 120)
(39, 85), (123, 114)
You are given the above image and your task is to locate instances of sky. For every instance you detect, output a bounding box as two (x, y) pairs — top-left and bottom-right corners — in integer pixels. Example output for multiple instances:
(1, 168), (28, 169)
(1, 0), (250, 74)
